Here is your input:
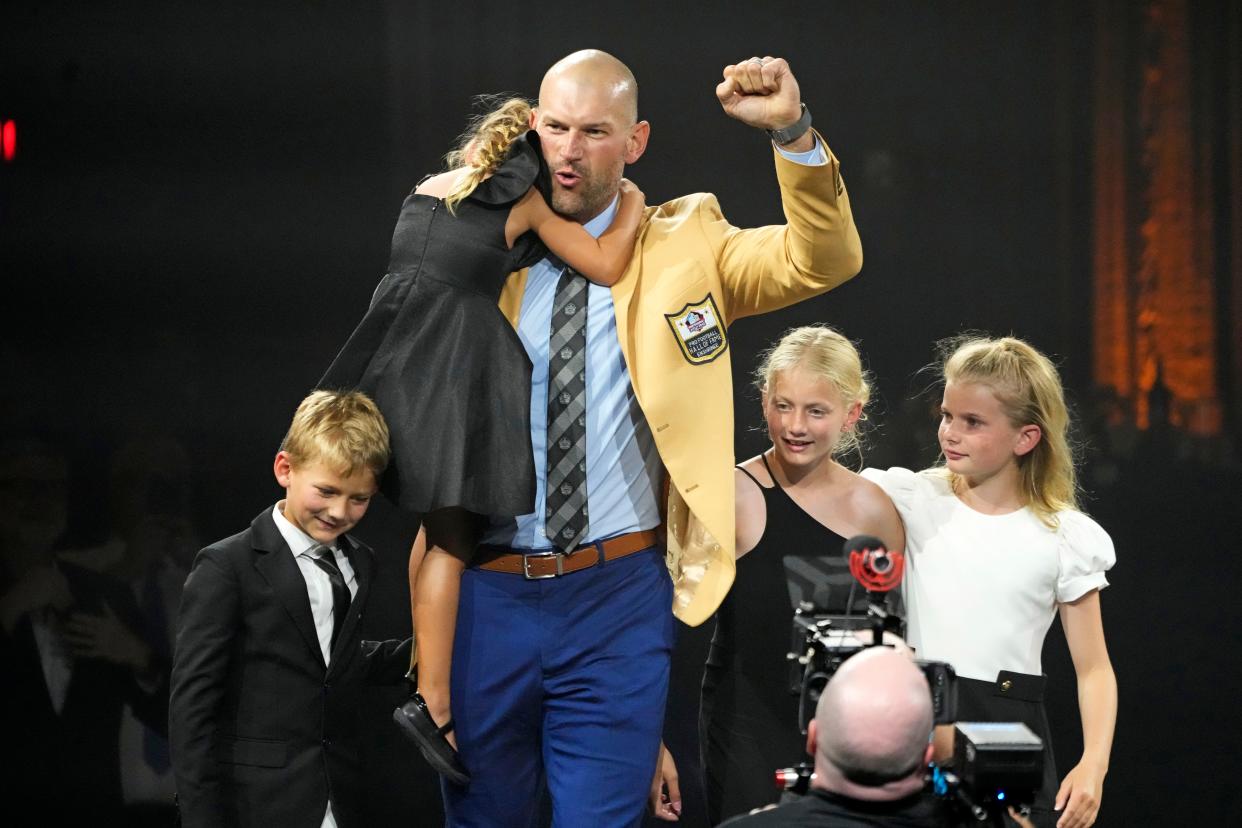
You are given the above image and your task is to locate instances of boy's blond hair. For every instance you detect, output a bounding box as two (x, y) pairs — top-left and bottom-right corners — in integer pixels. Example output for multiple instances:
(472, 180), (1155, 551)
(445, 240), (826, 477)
(280, 390), (390, 478)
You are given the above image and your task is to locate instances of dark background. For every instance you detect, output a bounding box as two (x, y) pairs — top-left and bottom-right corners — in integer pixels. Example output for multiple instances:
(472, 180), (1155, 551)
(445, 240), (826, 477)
(3, 1), (1239, 823)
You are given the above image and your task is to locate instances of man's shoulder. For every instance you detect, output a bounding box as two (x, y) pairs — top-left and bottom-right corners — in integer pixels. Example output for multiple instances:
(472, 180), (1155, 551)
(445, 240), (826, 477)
(722, 789), (944, 828)
(718, 794), (820, 827)
(636, 193), (729, 255)
(648, 191), (722, 223)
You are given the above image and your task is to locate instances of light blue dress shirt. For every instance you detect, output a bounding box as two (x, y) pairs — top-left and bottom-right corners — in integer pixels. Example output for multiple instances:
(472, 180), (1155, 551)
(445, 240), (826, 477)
(482, 138), (828, 550)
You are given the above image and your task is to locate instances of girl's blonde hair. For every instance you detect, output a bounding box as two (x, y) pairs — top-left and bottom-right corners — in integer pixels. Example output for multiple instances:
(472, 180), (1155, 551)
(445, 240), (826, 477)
(443, 97), (533, 214)
(754, 325), (872, 461)
(937, 335), (1078, 526)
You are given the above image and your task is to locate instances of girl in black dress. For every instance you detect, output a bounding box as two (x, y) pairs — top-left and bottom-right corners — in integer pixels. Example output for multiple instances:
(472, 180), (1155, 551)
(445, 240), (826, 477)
(651, 325), (905, 824)
(319, 98), (644, 783)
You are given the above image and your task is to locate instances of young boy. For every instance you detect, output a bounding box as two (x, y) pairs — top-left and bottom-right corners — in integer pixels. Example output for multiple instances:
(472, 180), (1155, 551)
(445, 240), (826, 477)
(170, 390), (411, 828)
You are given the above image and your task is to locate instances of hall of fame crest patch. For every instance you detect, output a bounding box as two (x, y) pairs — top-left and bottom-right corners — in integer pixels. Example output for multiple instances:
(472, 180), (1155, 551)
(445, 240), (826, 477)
(664, 294), (728, 364)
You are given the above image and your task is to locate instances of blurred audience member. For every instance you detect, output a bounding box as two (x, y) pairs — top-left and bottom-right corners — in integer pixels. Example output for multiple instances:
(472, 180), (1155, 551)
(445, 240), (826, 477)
(105, 436), (198, 824)
(0, 438), (169, 822)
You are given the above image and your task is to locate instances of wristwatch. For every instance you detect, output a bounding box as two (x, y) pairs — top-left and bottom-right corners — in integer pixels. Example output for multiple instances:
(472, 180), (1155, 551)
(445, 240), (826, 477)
(766, 103), (812, 146)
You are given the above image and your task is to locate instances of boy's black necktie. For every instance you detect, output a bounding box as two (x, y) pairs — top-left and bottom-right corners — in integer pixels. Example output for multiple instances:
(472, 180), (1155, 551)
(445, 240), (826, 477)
(309, 545), (351, 653)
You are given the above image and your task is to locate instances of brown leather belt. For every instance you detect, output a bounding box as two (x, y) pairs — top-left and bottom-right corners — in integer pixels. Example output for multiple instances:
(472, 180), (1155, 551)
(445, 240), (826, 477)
(476, 529), (661, 579)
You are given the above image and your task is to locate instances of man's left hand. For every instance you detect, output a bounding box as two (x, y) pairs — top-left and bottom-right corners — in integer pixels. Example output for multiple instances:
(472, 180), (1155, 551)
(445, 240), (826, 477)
(716, 56), (803, 133)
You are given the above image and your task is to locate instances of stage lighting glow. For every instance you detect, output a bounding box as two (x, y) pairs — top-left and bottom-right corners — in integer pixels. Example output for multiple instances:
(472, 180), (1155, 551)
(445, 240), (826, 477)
(2, 120), (14, 162)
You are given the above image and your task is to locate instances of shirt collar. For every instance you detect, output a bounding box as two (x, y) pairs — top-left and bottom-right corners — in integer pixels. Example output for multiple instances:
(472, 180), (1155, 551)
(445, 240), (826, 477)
(272, 501), (320, 558)
(581, 194), (620, 239)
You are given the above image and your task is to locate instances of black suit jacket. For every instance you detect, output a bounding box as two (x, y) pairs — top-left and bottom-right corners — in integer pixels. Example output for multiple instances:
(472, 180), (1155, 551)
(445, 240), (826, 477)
(1, 563), (171, 821)
(169, 509), (410, 828)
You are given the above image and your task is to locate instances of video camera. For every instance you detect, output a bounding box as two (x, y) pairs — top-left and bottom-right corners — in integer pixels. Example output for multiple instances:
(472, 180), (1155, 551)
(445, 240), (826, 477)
(937, 722), (1045, 823)
(774, 535), (1044, 824)
(785, 535), (956, 733)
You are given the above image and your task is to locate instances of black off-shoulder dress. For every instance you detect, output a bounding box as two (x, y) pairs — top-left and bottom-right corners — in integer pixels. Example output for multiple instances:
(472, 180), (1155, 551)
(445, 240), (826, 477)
(320, 132), (550, 518)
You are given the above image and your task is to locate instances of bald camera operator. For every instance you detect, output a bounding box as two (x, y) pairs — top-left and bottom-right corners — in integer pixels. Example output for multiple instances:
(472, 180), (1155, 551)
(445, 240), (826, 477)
(721, 646), (941, 827)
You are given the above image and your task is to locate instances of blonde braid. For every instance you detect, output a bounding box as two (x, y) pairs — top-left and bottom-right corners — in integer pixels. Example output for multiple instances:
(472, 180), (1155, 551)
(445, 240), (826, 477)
(444, 97), (533, 214)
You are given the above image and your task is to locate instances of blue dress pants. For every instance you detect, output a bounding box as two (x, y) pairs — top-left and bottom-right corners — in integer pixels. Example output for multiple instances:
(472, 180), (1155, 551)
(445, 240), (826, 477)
(443, 545), (674, 828)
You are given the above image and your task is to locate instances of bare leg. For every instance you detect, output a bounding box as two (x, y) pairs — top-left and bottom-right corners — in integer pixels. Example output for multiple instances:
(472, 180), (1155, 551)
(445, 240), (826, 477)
(413, 507), (476, 749)
(406, 526), (428, 673)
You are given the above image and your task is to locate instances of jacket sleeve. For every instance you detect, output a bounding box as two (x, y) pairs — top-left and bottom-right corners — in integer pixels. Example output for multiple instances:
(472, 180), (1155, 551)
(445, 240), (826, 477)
(360, 637), (414, 685)
(711, 131), (863, 322)
(124, 652), (172, 737)
(169, 547), (240, 828)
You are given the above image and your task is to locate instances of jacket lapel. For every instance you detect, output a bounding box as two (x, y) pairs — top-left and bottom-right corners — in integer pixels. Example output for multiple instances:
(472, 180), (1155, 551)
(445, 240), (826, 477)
(608, 226), (644, 382)
(250, 510), (326, 671)
(327, 536), (370, 677)
(499, 268), (529, 329)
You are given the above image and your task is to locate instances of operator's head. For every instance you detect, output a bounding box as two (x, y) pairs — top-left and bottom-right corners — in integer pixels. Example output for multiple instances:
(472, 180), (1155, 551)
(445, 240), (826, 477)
(810, 646), (934, 801)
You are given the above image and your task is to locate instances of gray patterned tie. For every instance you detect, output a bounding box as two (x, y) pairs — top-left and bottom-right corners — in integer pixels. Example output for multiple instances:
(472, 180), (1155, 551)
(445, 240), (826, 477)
(545, 267), (589, 551)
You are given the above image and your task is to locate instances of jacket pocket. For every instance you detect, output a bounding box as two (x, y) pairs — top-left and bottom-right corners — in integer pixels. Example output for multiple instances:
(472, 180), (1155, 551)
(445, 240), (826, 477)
(663, 272), (711, 311)
(215, 735), (288, 768)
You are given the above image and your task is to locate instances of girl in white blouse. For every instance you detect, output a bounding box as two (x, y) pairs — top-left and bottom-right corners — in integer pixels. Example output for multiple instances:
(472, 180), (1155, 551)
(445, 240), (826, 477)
(863, 336), (1116, 828)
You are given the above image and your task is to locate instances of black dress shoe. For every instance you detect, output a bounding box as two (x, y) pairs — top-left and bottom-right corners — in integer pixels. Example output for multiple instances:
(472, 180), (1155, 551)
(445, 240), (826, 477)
(393, 692), (470, 786)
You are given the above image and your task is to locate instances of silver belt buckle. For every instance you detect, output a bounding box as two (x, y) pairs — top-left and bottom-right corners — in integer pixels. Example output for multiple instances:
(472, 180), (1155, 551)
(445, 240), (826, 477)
(522, 550), (563, 580)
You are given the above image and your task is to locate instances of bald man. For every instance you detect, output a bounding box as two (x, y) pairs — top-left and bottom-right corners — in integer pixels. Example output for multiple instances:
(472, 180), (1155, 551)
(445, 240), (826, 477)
(451, 49), (863, 826)
(720, 647), (943, 827)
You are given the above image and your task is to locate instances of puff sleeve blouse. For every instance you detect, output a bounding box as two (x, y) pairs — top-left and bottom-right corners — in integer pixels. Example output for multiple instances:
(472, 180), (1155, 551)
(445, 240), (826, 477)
(860, 467), (1115, 682)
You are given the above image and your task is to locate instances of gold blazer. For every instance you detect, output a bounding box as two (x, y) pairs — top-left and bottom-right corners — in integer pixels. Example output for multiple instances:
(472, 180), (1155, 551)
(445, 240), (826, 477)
(500, 131), (862, 626)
